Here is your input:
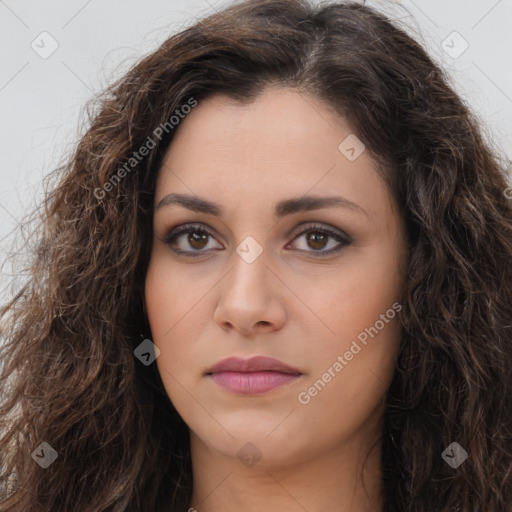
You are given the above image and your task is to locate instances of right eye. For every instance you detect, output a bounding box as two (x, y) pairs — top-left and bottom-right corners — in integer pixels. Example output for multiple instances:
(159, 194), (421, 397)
(163, 223), (223, 257)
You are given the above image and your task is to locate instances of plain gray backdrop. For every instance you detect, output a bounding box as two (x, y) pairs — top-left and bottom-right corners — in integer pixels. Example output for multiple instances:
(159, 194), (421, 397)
(1, 0), (511, 306)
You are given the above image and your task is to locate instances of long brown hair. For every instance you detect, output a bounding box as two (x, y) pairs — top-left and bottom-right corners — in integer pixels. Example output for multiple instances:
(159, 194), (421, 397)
(1, 1), (511, 510)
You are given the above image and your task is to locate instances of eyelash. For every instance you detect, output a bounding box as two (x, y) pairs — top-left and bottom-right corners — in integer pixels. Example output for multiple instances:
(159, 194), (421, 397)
(162, 222), (352, 258)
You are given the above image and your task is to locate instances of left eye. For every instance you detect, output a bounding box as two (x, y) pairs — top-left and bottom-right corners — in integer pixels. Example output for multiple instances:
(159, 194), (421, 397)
(163, 223), (351, 258)
(287, 225), (351, 255)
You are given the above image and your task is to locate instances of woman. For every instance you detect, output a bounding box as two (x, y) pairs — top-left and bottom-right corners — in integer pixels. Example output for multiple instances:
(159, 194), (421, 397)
(1, 0), (511, 510)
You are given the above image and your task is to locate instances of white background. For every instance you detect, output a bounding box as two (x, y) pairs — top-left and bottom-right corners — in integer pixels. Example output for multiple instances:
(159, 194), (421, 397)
(1, 0), (511, 305)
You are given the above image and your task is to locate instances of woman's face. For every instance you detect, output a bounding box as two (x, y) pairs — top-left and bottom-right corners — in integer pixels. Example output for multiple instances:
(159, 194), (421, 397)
(145, 87), (408, 467)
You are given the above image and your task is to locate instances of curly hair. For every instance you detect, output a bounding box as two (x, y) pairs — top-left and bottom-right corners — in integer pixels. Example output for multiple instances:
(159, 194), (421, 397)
(1, 0), (511, 510)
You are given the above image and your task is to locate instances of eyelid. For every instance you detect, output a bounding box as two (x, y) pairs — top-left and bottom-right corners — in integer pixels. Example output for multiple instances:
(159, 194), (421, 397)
(288, 221), (351, 242)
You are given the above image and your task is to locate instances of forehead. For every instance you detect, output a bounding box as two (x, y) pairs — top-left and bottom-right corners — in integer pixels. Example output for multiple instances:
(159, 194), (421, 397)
(155, 87), (396, 222)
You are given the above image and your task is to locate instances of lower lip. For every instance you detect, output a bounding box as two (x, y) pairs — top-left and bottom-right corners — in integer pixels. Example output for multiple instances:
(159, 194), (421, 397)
(208, 371), (301, 394)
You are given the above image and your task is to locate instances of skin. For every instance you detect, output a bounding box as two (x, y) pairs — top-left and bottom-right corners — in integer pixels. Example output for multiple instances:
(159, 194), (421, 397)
(144, 86), (409, 512)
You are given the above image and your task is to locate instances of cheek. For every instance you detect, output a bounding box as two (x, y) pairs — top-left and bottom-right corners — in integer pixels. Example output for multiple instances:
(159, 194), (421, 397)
(144, 250), (211, 344)
(145, 272), (217, 439)
(294, 244), (403, 347)
(294, 281), (401, 446)
(145, 258), (177, 342)
(144, 258), (182, 368)
(294, 245), (403, 403)
(144, 255), (212, 401)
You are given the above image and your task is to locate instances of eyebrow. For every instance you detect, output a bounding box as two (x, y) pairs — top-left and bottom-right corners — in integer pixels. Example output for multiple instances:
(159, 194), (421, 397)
(155, 193), (369, 219)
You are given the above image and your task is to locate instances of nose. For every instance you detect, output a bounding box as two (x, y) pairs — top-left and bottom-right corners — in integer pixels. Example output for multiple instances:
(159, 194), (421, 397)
(212, 246), (287, 336)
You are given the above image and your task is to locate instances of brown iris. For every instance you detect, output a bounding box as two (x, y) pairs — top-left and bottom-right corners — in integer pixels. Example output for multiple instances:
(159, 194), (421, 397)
(189, 231), (209, 250)
(306, 232), (328, 250)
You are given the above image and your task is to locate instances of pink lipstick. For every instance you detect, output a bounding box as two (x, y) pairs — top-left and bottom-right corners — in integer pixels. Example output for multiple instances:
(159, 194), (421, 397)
(205, 356), (302, 395)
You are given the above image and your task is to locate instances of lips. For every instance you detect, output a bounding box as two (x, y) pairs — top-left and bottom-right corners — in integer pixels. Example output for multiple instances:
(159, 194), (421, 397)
(205, 356), (302, 375)
(205, 356), (303, 395)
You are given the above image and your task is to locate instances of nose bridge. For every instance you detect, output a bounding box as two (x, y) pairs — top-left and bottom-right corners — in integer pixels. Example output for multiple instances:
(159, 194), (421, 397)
(227, 235), (269, 299)
(213, 234), (287, 333)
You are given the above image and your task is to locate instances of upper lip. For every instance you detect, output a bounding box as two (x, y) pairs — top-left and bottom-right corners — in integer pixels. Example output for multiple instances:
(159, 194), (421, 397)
(206, 356), (302, 375)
